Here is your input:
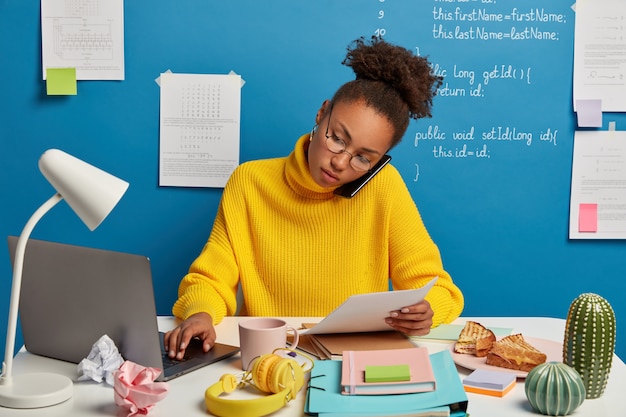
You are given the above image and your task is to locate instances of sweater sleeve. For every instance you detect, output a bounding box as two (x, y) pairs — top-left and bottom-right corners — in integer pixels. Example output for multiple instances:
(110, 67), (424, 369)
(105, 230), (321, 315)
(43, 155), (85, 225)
(386, 170), (464, 326)
(171, 201), (240, 325)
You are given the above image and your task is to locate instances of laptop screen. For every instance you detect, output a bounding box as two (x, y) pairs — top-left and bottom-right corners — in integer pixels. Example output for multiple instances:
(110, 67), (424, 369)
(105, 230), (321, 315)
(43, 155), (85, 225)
(8, 236), (165, 372)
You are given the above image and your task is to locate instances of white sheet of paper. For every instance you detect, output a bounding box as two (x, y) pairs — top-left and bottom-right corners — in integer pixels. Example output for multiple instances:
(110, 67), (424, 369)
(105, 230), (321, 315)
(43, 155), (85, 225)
(158, 72), (241, 188)
(569, 130), (626, 239)
(304, 277), (437, 335)
(40, 0), (125, 80)
(573, 0), (626, 112)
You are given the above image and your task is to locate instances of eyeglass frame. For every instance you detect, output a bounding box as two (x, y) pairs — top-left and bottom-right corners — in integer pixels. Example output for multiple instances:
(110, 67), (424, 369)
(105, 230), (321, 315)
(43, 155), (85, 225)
(323, 105), (372, 172)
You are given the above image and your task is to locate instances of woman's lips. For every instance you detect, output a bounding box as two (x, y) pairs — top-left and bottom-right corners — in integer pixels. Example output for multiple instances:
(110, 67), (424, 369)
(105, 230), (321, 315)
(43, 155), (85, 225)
(321, 168), (340, 184)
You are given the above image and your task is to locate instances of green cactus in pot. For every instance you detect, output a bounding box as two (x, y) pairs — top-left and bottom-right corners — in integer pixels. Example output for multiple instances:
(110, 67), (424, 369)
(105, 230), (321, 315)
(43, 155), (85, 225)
(563, 293), (616, 399)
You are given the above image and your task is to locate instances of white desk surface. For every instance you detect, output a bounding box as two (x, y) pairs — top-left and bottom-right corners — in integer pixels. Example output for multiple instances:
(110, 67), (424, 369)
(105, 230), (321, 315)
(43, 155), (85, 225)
(3, 316), (624, 416)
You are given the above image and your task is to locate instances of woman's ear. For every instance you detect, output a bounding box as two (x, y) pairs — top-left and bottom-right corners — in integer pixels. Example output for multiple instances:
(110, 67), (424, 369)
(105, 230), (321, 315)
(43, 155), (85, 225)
(315, 100), (331, 125)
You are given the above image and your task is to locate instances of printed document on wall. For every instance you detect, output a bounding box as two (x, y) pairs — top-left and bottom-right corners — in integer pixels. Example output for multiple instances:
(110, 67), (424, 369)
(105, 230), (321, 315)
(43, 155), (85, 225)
(41, 0), (125, 80)
(570, 131), (626, 239)
(573, 0), (626, 112)
(159, 72), (241, 188)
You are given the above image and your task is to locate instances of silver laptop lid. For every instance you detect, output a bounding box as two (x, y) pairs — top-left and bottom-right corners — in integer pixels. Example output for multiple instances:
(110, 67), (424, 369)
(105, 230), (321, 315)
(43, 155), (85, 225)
(8, 236), (164, 371)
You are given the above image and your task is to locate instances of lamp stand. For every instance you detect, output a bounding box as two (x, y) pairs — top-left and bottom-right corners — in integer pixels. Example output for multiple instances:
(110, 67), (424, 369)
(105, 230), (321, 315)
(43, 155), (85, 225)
(0, 193), (73, 408)
(0, 374), (73, 409)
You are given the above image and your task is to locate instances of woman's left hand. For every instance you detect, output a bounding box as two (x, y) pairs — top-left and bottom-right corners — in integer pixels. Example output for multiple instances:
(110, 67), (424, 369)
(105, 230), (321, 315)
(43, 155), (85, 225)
(385, 299), (434, 336)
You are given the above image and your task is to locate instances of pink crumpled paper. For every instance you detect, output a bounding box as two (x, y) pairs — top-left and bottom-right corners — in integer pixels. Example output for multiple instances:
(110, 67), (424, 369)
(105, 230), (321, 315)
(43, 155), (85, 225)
(113, 361), (169, 416)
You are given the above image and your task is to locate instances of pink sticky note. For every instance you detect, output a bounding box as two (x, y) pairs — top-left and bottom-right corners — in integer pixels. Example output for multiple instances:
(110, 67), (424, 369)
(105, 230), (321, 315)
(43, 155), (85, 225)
(579, 203), (598, 232)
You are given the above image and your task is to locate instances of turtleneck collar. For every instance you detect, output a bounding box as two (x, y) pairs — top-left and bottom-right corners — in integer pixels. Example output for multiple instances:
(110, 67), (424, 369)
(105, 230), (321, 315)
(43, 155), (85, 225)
(285, 134), (336, 200)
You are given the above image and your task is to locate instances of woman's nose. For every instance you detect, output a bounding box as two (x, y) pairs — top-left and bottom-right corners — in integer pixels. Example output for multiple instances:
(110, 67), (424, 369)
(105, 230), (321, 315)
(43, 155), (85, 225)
(331, 151), (352, 170)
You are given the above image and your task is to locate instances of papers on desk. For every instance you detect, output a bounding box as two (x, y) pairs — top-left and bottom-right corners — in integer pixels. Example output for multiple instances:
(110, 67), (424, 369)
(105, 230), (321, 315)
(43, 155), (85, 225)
(296, 278), (438, 360)
(299, 327), (417, 360)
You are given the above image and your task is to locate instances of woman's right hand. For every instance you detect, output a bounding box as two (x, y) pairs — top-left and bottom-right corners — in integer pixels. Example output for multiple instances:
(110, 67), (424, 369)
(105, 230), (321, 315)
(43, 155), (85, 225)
(163, 312), (216, 360)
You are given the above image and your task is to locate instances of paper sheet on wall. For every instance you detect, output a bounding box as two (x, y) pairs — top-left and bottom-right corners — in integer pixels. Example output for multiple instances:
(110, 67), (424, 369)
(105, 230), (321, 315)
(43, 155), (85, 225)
(570, 130), (626, 239)
(158, 72), (241, 188)
(40, 0), (125, 80)
(573, 0), (626, 112)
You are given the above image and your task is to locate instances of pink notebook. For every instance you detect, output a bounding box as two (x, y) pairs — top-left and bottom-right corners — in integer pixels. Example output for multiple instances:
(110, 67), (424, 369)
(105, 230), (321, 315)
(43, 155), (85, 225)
(341, 347), (436, 395)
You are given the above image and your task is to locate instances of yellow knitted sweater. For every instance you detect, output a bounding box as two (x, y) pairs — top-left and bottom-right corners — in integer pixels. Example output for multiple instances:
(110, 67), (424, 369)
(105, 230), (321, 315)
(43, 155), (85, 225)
(173, 134), (464, 326)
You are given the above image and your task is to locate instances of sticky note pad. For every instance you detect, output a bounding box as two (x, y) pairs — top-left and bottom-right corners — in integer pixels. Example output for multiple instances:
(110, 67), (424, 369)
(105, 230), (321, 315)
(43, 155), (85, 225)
(579, 203), (598, 232)
(463, 369), (516, 397)
(365, 364), (410, 383)
(575, 99), (602, 127)
(46, 68), (77, 95)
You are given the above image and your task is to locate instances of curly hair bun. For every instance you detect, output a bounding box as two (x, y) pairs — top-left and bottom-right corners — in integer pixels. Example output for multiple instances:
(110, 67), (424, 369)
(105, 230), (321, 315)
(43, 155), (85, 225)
(342, 36), (443, 120)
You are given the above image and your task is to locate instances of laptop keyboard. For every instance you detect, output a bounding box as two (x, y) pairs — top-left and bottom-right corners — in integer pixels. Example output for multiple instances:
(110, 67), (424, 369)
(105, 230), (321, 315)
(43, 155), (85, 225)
(162, 351), (193, 367)
(159, 333), (202, 367)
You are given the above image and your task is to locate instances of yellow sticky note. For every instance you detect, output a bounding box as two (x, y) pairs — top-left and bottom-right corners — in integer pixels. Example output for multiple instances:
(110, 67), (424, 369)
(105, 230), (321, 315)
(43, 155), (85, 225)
(46, 68), (77, 95)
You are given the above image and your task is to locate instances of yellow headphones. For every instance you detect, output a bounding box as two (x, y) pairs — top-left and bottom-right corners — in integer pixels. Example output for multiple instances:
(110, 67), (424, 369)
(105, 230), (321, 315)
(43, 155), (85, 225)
(205, 349), (314, 417)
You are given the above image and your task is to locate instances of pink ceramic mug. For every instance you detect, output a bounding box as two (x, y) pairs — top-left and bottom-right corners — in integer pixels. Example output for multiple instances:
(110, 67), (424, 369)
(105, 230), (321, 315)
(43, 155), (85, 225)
(238, 318), (300, 370)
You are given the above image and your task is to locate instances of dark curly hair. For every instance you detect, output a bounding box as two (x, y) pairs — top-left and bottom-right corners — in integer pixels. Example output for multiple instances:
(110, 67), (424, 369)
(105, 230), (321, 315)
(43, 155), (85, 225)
(330, 36), (443, 147)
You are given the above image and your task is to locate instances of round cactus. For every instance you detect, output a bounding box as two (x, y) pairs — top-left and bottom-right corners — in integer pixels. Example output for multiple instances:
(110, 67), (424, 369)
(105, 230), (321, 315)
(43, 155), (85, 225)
(563, 293), (616, 399)
(525, 361), (585, 416)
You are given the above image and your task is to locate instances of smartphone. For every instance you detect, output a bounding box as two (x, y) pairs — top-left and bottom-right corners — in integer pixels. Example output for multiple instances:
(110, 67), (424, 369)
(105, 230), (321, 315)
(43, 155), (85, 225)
(333, 154), (392, 198)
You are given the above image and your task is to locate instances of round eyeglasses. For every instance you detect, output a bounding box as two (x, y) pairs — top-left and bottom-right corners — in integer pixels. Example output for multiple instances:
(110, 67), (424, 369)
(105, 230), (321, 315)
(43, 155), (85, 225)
(323, 106), (372, 172)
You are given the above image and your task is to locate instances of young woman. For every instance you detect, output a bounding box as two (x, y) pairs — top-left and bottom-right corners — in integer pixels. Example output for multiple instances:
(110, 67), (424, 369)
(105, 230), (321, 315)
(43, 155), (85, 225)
(165, 36), (464, 359)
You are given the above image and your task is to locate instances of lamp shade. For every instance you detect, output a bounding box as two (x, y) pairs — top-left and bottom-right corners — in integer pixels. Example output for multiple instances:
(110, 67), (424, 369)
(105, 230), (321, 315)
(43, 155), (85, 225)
(0, 149), (130, 409)
(38, 149), (129, 231)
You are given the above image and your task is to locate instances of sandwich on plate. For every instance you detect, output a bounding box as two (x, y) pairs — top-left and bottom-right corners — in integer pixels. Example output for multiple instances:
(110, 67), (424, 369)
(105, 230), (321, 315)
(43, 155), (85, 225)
(454, 321), (496, 357)
(485, 333), (547, 372)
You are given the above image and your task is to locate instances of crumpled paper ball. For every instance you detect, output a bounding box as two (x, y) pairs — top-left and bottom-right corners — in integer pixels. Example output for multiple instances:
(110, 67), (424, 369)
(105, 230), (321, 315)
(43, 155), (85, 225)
(77, 334), (125, 386)
(113, 361), (169, 416)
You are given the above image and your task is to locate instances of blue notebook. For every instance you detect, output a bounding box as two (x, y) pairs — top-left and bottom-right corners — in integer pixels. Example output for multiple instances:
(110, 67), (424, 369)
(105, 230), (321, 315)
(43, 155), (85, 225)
(308, 406), (451, 417)
(306, 349), (468, 416)
(312, 411), (467, 417)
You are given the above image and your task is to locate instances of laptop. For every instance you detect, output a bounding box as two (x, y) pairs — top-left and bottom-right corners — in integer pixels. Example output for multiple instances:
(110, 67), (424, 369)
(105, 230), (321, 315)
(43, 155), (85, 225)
(7, 236), (239, 381)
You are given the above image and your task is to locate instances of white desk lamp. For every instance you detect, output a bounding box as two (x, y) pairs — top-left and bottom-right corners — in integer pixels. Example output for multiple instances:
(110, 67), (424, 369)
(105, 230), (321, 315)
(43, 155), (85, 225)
(0, 149), (129, 408)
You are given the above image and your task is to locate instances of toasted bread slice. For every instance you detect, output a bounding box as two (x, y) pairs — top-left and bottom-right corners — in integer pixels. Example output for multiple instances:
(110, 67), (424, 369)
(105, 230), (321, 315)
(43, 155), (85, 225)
(454, 321), (496, 357)
(485, 333), (547, 372)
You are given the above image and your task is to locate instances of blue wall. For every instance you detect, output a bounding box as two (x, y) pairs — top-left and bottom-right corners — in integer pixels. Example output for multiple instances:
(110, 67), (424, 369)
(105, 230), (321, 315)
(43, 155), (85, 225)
(1, 0), (624, 361)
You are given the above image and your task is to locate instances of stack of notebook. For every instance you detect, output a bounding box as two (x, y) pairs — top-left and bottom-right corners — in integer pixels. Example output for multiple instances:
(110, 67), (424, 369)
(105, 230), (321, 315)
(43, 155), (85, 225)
(298, 323), (416, 360)
(296, 280), (439, 360)
(341, 347), (436, 395)
(305, 349), (468, 417)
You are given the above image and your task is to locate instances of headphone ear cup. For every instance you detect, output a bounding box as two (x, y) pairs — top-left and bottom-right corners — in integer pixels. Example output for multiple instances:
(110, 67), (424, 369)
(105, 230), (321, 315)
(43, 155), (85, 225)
(220, 374), (238, 394)
(250, 354), (305, 399)
(250, 354), (282, 393)
(272, 358), (305, 400)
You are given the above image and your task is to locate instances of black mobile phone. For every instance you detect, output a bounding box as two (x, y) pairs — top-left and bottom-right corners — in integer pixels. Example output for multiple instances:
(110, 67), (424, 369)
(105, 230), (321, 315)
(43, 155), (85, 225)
(333, 154), (392, 198)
